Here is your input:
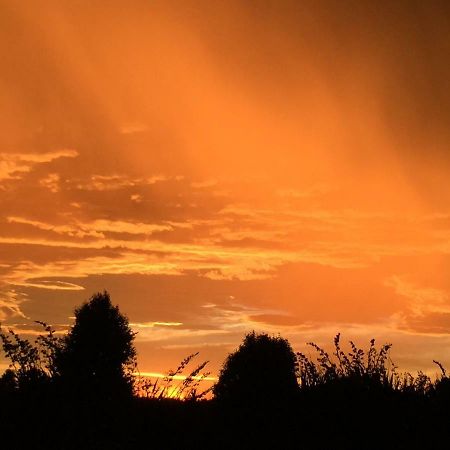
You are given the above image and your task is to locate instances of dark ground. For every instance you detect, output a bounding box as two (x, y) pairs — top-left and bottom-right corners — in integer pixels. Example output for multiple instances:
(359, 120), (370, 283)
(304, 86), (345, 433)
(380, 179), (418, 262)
(2, 385), (450, 450)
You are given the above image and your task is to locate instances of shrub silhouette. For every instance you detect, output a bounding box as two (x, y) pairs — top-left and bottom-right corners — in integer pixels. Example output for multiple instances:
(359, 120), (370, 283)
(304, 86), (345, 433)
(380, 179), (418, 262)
(297, 333), (398, 391)
(213, 331), (298, 405)
(0, 368), (17, 393)
(57, 291), (137, 399)
(295, 333), (450, 402)
(0, 326), (53, 391)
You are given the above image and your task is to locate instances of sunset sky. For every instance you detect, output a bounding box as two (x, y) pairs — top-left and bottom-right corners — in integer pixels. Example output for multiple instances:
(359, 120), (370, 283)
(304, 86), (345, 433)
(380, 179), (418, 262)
(1, 0), (450, 377)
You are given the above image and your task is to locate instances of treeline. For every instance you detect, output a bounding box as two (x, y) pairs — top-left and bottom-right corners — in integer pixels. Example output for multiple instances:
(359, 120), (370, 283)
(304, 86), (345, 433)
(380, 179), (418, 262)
(1, 292), (450, 449)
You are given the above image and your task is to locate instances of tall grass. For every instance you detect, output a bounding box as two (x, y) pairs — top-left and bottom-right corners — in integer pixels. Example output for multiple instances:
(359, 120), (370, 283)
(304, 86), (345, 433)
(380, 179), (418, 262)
(296, 333), (448, 395)
(134, 352), (213, 400)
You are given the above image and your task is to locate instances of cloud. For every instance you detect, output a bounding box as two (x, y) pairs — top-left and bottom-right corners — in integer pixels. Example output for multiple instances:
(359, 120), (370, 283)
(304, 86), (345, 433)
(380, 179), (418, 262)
(3, 202), (450, 297)
(385, 276), (450, 317)
(39, 173), (60, 193)
(11, 280), (85, 291)
(130, 194), (143, 203)
(0, 150), (78, 182)
(0, 290), (27, 321)
(384, 275), (450, 336)
(199, 302), (294, 333)
(276, 185), (332, 199)
(131, 321), (183, 328)
(119, 122), (149, 134)
(6, 217), (172, 238)
(88, 219), (172, 236)
(2, 323), (69, 336)
(2, 255), (183, 292)
(6, 217), (104, 239)
(191, 179), (218, 189)
(133, 326), (228, 343)
(136, 371), (216, 382)
(75, 174), (180, 191)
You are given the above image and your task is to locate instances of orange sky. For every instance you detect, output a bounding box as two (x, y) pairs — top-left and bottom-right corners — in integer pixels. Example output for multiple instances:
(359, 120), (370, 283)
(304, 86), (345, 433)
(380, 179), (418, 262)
(1, 0), (450, 377)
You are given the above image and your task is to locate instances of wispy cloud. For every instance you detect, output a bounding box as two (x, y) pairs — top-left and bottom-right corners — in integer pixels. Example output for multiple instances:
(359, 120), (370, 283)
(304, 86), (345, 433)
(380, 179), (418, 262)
(0, 150), (78, 182)
(131, 321), (183, 328)
(74, 174), (182, 191)
(385, 276), (450, 335)
(39, 173), (61, 193)
(6, 217), (173, 238)
(386, 275), (450, 316)
(0, 290), (28, 321)
(119, 122), (149, 135)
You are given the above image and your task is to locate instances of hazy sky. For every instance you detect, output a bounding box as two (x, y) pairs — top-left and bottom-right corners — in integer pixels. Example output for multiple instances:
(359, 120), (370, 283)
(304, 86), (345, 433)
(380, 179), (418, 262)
(1, 0), (450, 376)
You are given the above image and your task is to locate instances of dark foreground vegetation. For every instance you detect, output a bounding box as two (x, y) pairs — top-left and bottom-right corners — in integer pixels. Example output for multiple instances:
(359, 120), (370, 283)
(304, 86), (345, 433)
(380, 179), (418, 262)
(2, 292), (450, 449)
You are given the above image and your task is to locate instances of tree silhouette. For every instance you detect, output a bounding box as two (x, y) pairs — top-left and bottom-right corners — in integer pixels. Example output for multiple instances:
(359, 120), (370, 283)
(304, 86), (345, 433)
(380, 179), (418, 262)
(213, 331), (298, 405)
(57, 291), (137, 399)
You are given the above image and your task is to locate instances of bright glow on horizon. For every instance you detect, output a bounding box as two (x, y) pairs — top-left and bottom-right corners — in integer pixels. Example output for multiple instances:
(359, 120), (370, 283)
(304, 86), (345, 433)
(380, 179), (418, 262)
(135, 372), (217, 382)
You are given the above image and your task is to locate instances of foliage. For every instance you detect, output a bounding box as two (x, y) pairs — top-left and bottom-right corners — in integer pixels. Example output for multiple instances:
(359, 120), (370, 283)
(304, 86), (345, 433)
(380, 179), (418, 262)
(57, 291), (137, 397)
(0, 321), (62, 389)
(0, 291), (137, 398)
(297, 333), (396, 389)
(296, 333), (449, 397)
(213, 331), (298, 404)
(35, 320), (65, 377)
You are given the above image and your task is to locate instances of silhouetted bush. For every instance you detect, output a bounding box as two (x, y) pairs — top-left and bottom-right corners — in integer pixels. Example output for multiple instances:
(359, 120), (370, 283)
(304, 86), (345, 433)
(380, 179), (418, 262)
(0, 368), (17, 393)
(213, 331), (298, 406)
(0, 325), (54, 391)
(297, 333), (398, 392)
(296, 333), (449, 401)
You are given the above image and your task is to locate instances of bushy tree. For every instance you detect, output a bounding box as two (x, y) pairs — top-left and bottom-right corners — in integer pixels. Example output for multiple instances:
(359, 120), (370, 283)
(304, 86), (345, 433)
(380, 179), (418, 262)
(0, 293), (136, 400)
(213, 331), (298, 405)
(57, 291), (137, 398)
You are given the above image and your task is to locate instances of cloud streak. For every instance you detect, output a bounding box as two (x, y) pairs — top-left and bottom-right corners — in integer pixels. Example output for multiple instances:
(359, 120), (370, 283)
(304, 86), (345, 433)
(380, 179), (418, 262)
(0, 150), (78, 182)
